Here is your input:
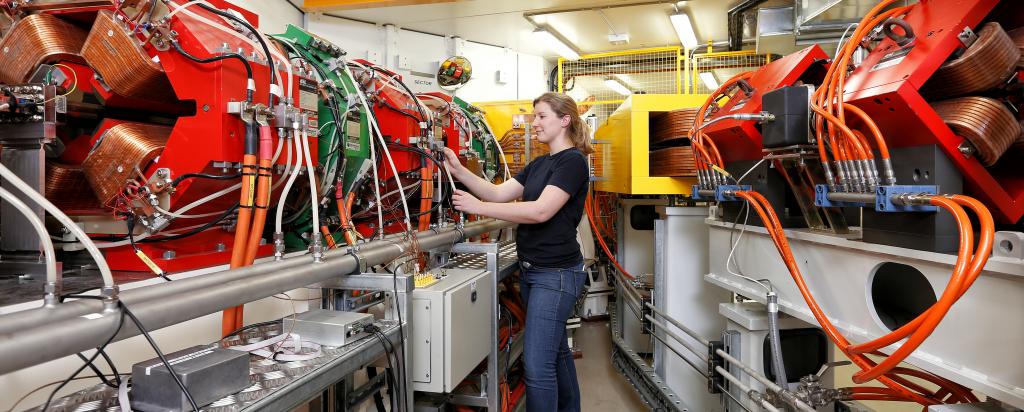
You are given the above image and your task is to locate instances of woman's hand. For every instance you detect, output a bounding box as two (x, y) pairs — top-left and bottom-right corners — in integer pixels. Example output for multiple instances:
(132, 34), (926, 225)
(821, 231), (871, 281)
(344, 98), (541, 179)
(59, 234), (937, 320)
(452, 189), (485, 215)
(441, 147), (465, 179)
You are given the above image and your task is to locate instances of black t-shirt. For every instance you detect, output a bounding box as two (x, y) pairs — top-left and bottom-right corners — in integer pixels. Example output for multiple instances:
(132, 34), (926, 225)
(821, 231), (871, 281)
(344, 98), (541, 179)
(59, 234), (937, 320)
(512, 148), (590, 268)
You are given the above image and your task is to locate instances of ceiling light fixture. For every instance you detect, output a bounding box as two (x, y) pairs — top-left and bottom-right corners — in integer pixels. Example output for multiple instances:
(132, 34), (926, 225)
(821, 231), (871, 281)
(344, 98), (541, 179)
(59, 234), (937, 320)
(669, 13), (698, 50)
(604, 78), (632, 96)
(533, 28), (580, 60)
(699, 72), (719, 90)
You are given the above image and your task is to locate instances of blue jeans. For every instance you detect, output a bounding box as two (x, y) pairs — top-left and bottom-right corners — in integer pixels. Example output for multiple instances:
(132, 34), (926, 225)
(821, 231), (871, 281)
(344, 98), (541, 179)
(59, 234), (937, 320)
(519, 261), (587, 412)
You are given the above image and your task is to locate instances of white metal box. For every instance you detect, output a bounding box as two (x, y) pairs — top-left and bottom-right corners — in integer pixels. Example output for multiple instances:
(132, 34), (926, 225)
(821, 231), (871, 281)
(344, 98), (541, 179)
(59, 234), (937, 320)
(411, 268), (492, 393)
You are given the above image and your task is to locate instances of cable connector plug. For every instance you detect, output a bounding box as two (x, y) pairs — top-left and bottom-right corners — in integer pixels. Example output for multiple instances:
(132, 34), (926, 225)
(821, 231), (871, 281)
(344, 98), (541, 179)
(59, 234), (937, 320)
(310, 233), (324, 263)
(273, 232), (285, 261)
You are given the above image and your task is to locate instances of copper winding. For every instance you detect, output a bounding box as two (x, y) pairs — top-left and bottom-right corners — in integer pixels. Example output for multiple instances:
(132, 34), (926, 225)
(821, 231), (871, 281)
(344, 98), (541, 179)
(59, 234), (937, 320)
(0, 13), (87, 84)
(81, 122), (172, 205)
(81, 11), (175, 102)
(920, 23), (1020, 100)
(45, 162), (100, 210)
(1009, 27), (1024, 69)
(931, 96), (1021, 166)
(1014, 118), (1024, 152)
(650, 108), (698, 145)
(649, 146), (696, 177)
(498, 128), (548, 175)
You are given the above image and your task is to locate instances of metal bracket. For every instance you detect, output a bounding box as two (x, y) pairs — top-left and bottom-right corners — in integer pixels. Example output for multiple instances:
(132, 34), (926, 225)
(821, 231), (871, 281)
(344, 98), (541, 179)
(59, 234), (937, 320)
(815, 185), (938, 212)
(708, 340), (725, 394)
(691, 185), (752, 202)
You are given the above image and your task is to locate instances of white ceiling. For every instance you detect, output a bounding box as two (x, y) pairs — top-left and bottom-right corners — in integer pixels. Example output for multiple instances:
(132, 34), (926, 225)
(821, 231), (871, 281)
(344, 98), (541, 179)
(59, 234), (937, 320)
(310, 0), (743, 59)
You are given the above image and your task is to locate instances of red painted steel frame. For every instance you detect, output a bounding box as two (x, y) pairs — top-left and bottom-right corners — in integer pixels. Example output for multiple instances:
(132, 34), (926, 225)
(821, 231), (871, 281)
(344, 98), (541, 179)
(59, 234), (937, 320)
(702, 45), (829, 162)
(841, 0), (1023, 223)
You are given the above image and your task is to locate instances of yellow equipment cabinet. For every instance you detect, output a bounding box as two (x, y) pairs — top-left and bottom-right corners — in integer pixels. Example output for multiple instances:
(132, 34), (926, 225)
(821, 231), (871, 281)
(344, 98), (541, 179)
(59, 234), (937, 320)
(594, 94), (708, 195)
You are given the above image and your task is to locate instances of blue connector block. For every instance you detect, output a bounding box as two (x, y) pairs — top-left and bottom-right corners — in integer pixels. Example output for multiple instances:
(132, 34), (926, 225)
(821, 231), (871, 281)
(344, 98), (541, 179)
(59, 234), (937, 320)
(875, 185), (938, 213)
(814, 185), (938, 212)
(691, 185), (752, 202)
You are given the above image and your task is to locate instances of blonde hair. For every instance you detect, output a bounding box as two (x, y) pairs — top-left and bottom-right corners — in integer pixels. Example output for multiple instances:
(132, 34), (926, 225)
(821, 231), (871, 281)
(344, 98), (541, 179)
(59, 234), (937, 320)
(533, 92), (594, 154)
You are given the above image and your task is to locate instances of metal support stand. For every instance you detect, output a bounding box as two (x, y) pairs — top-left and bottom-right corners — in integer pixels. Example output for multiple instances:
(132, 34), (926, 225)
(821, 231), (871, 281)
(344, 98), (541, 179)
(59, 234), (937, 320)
(444, 240), (519, 410)
(610, 300), (690, 411)
(317, 272), (416, 412)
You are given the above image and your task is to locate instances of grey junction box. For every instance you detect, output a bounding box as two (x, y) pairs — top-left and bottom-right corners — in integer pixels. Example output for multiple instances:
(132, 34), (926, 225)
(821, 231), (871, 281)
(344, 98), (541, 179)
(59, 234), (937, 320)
(130, 345), (250, 412)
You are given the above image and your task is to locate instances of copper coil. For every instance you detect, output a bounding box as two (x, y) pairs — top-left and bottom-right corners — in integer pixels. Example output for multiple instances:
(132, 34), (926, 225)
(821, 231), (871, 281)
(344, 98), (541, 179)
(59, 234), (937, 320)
(649, 146), (696, 177)
(1009, 27), (1024, 69)
(82, 11), (175, 102)
(45, 162), (101, 210)
(0, 13), (87, 84)
(921, 22), (1020, 100)
(650, 108), (698, 145)
(498, 128), (548, 175)
(81, 122), (171, 205)
(931, 96), (1021, 166)
(1013, 119), (1024, 152)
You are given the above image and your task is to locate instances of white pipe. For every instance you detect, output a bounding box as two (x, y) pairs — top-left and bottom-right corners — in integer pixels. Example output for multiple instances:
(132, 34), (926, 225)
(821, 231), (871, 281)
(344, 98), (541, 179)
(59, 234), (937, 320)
(715, 365), (783, 412)
(0, 186), (58, 305)
(94, 183), (242, 248)
(342, 64), (412, 235)
(301, 126), (320, 238)
(0, 164), (113, 288)
(275, 131), (302, 234)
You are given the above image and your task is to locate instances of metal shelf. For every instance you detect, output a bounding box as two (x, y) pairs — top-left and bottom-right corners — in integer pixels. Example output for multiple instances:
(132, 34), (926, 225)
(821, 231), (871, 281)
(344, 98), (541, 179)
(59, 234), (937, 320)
(26, 320), (402, 412)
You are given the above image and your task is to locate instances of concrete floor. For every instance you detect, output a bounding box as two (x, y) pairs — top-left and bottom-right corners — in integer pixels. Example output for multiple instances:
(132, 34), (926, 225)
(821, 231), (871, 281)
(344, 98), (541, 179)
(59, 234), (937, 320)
(326, 320), (649, 411)
(575, 320), (648, 411)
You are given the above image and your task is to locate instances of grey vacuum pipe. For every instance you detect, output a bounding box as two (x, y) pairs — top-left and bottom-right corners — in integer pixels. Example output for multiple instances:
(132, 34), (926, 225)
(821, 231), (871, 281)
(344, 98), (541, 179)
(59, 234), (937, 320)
(0, 219), (511, 375)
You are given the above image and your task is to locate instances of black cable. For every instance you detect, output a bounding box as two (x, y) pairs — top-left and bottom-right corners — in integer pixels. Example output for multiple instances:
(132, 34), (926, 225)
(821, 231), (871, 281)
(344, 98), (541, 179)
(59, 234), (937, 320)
(171, 40), (254, 103)
(42, 297), (125, 411)
(365, 326), (400, 411)
(170, 172), (242, 187)
(195, 2), (277, 104)
(369, 66), (431, 129)
(388, 273), (408, 412)
(125, 216), (172, 282)
(141, 203), (240, 242)
(222, 319), (283, 340)
(119, 300), (201, 411)
(76, 352), (117, 388)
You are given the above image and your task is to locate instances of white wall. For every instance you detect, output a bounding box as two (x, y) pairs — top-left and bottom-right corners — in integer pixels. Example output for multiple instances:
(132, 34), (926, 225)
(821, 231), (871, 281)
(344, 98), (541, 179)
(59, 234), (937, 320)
(307, 13), (551, 102)
(242, 0), (305, 32)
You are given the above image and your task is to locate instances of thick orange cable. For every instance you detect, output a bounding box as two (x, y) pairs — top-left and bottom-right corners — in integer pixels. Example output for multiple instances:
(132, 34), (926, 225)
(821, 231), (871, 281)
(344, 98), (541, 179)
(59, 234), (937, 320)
(843, 104), (890, 159)
(585, 194), (635, 280)
(222, 154), (257, 337)
(734, 191), (937, 405)
(852, 198), (989, 383)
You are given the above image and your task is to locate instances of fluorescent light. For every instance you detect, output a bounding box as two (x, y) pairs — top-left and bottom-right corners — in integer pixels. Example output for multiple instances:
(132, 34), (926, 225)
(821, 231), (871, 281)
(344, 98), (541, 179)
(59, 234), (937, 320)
(699, 72), (719, 90)
(669, 13), (698, 50)
(604, 79), (632, 96)
(533, 28), (580, 60)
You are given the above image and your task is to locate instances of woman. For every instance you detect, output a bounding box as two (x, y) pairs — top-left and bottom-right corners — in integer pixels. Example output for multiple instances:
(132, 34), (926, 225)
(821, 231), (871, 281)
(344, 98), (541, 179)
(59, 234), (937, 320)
(443, 92), (593, 411)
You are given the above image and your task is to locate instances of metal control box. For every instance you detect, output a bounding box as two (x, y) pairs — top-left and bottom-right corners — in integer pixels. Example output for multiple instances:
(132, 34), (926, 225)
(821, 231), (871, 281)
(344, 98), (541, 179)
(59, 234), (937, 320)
(410, 268), (492, 393)
(130, 345), (250, 412)
(282, 309), (374, 347)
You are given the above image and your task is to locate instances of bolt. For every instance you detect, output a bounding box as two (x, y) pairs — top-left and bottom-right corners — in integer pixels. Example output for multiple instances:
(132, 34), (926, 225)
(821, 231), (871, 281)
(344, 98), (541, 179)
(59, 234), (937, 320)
(216, 243), (226, 252)
(202, 104), (210, 112)
(162, 250), (176, 259)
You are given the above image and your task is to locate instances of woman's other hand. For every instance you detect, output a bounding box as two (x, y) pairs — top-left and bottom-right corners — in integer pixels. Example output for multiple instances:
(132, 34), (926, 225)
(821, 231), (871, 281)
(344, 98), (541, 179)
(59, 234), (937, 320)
(452, 189), (484, 215)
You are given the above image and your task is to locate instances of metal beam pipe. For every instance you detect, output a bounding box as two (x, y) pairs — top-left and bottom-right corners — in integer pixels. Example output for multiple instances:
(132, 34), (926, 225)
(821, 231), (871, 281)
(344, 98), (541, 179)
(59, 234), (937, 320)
(0, 220), (511, 375)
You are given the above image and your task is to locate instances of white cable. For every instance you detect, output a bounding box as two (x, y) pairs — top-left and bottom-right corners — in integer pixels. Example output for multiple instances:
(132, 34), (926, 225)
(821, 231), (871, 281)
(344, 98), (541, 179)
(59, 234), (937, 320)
(381, 181), (421, 200)
(343, 64), (411, 236)
(0, 164), (113, 288)
(152, 205), (223, 219)
(275, 130), (303, 234)
(94, 183), (241, 248)
(301, 127), (320, 235)
(0, 186), (57, 294)
(270, 128), (292, 192)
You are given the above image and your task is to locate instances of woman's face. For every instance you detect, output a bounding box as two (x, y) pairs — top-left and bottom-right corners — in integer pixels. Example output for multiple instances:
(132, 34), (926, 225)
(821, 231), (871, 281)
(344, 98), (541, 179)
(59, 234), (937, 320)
(532, 101), (569, 144)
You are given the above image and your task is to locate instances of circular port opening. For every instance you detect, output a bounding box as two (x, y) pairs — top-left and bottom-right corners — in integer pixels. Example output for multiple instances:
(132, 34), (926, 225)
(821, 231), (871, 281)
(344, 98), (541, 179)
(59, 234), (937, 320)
(869, 262), (937, 331)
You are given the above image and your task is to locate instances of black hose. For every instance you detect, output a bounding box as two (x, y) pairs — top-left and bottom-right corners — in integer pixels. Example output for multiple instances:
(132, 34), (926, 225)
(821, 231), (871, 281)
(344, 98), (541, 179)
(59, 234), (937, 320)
(172, 40), (254, 103)
(196, 2), (278, 104)
(170, 172), (242, 187)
